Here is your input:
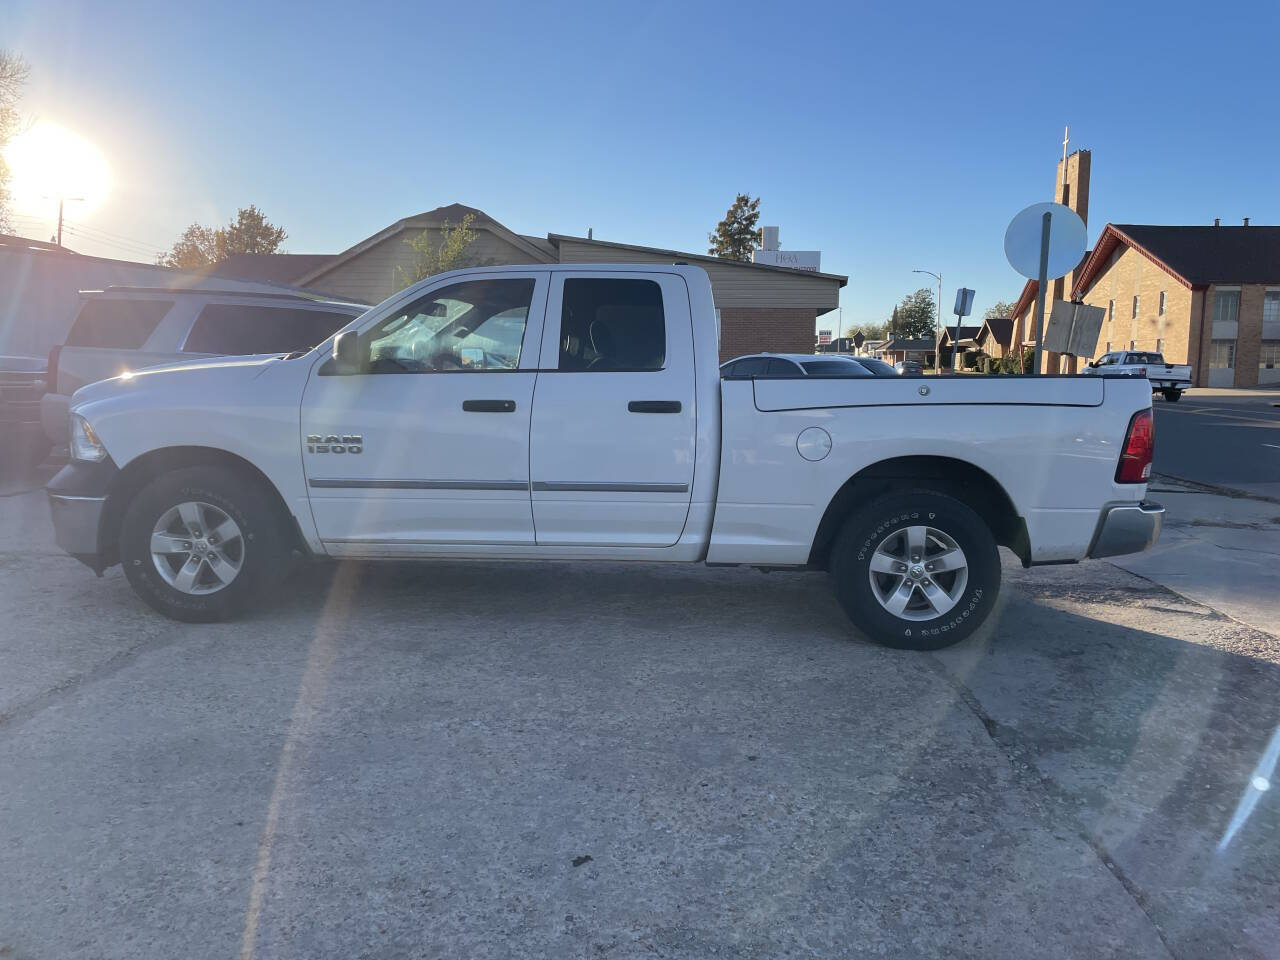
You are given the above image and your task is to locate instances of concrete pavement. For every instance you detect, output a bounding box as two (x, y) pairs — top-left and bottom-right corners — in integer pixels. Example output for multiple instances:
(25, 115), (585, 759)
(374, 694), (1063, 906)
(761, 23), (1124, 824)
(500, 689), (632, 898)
(1114, 477), (1280, 639)
(2, 484), (1279, 958)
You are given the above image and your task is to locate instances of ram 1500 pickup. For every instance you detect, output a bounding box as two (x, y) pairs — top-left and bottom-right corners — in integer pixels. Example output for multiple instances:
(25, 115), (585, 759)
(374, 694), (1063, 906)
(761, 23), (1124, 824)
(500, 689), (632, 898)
(46, 264), (1164, 649)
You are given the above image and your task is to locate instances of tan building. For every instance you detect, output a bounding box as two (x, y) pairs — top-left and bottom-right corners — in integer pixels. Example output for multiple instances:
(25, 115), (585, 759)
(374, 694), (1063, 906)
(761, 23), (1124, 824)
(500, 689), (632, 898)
(1071, 222), (1280, 387)
(1008, 149), (1092, 373)
(213, 203), (846, 363)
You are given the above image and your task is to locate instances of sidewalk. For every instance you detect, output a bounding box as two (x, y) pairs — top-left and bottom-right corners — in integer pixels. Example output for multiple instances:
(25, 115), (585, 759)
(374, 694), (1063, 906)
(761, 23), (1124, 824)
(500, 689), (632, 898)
(1111, 476), (1280, 638)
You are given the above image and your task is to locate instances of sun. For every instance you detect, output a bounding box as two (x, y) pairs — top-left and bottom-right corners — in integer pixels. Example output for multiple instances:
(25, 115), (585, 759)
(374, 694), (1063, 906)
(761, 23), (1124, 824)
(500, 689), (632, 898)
(2, 120), (111, 217)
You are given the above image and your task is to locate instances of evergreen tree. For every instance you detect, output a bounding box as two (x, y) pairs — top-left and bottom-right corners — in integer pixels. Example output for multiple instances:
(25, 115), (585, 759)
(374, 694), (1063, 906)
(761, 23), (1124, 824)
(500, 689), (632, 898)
(707, 193), (761, 261)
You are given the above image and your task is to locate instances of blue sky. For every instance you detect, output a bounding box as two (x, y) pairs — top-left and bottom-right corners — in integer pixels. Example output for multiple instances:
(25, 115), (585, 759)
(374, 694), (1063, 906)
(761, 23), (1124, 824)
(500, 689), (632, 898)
(4, 0), (1278, 328)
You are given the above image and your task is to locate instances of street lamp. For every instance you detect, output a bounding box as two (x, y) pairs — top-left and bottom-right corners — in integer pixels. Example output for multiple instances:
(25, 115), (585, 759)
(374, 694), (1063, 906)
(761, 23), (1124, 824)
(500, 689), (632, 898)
(912, 269), (943, 373)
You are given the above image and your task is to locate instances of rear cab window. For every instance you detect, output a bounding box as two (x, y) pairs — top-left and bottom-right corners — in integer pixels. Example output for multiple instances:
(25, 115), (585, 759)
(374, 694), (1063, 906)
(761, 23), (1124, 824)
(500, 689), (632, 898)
(184, 303), (355, 355)
(65, 298), (175, 349)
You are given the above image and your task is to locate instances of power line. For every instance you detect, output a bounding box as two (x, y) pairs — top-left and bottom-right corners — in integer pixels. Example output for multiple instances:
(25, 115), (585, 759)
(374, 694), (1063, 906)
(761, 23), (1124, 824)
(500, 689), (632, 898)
(62, 218), (166, 252)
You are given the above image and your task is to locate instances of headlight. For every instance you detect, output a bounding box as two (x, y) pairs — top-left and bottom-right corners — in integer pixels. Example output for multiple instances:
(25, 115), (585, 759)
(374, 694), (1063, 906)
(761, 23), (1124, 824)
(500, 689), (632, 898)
(70, 413), (107, 462)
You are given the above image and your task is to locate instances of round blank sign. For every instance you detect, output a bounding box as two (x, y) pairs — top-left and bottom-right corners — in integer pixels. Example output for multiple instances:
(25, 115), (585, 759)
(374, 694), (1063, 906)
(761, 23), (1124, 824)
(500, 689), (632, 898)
(1004, 202), (1087, 281)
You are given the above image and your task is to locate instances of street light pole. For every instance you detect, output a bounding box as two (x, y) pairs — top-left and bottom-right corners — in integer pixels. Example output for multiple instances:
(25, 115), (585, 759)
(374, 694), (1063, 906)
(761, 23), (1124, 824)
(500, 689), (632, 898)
(913, 269), (942, 372)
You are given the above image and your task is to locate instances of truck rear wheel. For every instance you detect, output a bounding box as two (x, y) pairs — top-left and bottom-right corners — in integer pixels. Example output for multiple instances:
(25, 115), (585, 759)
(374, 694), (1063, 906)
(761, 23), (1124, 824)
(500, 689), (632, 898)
(829, 490), (1000, 650)
(119, 465), (290, 622)
(1162, 388), (1181, 402)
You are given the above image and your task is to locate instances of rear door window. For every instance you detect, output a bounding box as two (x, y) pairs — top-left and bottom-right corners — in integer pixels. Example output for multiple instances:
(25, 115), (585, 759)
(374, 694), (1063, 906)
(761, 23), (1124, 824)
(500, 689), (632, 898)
(556, 278), (665, 372)
(763, 359), (802, 377)
(65, 299), (174, 349)
(184, 304), (354, 355)
(730, 357), (768, 377)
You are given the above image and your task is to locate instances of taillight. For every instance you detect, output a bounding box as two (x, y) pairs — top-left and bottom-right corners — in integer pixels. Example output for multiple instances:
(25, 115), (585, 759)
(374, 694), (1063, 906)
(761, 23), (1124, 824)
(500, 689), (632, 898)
(46, 346), (60, 395)
(1135, 367), (1147, 377)
(1116, 408), (1154, 484)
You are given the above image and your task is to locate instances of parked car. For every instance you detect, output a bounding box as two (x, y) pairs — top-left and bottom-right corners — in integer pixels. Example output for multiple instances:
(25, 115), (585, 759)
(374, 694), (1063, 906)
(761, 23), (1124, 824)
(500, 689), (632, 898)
(1082, 351), (1192, 402)
(0, 354), (51, 474)
(894, 360), (925, 375)
(41, 287), (368, 445)
(846, 356), (898, 377)
(720, 353), (874, 377)
(47, 264), (1162, 649)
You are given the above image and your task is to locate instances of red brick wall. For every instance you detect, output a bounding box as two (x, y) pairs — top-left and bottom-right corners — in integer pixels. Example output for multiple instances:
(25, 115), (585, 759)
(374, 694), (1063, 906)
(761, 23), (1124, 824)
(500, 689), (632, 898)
(718, 308), (821, 363)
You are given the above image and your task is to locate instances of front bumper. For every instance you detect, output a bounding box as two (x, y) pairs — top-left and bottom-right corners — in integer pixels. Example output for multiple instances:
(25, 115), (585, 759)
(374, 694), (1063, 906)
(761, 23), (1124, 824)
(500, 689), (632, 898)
(46, 458), (119, 572)
(1088, 501), (1165, 559)
(40, 392), (71, 445)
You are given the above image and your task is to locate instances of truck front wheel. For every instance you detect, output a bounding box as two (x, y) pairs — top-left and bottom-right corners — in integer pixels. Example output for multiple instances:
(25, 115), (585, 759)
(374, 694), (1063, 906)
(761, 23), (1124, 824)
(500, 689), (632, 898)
(829, 490), (1000, 650)
(119, 465), (291, 622)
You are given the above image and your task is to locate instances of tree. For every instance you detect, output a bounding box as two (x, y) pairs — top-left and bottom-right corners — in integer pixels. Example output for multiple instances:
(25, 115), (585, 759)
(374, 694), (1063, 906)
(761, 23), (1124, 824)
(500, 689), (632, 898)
(985, 299), (1016, 320)
(707, 193), (760, 261)
(158, 204), (287, 269)
(844, 321), (887, 341)
(0, 51), (30, 234)
(160, 224), (218, 270)
(893, 288), (937, 340)
(396, 213), (481, 288)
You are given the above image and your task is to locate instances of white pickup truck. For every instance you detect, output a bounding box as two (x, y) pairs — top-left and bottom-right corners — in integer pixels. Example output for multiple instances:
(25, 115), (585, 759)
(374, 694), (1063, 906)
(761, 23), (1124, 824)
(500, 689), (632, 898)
(1083, 350), (1193, 402)
(46, 264), (1164, 649)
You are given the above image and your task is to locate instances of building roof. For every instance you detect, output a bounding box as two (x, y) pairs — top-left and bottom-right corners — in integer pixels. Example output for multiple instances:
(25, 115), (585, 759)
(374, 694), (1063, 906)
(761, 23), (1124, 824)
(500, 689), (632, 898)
(210, 252), (335, 285)
(880, 337), (936, 351)
(938, 324), (982, 346)
(293, 203), (558, 287)
(1074, 223), (1280, 294)
(978, 316), (1014, 349)
(545, 234), (848, 285)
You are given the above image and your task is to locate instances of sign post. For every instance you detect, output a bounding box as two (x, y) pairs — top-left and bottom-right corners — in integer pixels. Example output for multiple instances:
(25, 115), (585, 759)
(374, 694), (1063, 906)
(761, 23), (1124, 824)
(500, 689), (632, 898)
(1003, 201), (1087, 376)
(951, 288), (975, 372)
(1031, 212), (1051, 374)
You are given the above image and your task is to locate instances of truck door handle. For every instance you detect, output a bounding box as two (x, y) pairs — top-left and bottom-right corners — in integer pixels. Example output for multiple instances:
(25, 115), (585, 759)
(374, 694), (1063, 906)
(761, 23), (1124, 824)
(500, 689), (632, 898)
(462, 399), (516, 413)
(628, 400), (682, 414)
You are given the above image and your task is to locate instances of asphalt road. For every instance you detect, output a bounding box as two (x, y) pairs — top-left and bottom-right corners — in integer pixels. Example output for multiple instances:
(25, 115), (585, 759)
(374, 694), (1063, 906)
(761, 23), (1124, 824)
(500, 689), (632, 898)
(2, 485), (1280, 959)
(1153, 391), (1280, 498)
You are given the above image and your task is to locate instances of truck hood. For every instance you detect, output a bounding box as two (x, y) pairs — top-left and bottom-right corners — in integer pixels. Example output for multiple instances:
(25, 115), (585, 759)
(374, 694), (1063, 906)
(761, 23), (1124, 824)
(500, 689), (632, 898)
(71, 354), (284, 409)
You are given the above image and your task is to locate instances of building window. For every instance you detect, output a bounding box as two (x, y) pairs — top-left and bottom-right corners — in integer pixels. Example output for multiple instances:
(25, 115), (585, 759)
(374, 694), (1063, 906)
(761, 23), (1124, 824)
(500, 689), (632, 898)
(1214, 289), (1240, 326)
(1129, 340), (1136, 350)
(1261, 341), (1280, 370)
(1156, 338), (1163, 353)
(1264, 291), (1280, 326)
(1209, 340), (1236, 369)
(1158, 291), (1166, 316)
(1105, 341), (1112, 352)
(1132, 295), (1139, 319)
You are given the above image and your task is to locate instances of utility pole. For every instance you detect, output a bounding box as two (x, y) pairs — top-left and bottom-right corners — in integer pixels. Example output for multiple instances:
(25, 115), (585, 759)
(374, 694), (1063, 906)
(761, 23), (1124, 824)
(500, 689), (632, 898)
(54, 195), (83, 248)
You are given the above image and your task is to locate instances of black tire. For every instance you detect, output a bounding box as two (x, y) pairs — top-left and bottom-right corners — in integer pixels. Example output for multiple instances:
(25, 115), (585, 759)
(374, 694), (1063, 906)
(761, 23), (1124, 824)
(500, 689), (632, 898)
(1162, 389), (1181, 403)
(829, 490), (1000, 650)
(119, 465), (290, 622)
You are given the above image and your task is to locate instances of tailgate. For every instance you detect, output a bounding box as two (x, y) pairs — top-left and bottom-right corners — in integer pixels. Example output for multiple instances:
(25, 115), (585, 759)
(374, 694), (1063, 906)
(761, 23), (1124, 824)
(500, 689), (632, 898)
(750, 375), (1105, 412)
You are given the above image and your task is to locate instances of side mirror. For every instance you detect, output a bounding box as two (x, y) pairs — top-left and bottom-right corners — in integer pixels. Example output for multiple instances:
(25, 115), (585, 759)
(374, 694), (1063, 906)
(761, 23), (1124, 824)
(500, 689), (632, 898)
(331, 330), (361, 375)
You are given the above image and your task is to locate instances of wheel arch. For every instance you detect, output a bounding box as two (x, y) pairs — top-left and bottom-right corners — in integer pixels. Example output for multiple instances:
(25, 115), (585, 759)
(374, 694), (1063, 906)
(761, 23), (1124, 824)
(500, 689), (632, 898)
(99, 445), (303, 567)
(807, 455), (1029, 570)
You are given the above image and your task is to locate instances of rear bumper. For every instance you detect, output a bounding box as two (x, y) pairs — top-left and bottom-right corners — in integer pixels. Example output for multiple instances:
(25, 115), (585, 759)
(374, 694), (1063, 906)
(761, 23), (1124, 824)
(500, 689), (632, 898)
(1087, 501), (1164, 559)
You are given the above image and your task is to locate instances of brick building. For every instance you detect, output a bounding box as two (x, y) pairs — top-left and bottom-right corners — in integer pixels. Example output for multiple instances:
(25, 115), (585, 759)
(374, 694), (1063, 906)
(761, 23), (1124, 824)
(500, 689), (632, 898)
(212, 203), (846, 363)
(1008, 149), (1092, 373)
(1071, 222), (1280, 387)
